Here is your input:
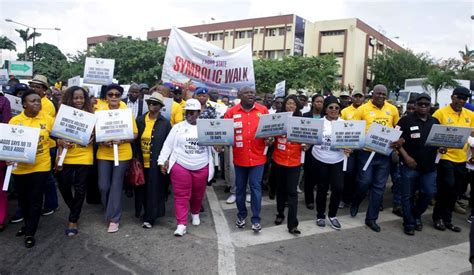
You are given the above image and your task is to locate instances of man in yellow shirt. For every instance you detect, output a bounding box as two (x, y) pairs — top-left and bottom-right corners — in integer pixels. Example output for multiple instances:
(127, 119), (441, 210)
(157, 84), (184, 126)
(341, 91), (365, 120)
(432, 87), (474, 232)
(350, 84), (401, 232)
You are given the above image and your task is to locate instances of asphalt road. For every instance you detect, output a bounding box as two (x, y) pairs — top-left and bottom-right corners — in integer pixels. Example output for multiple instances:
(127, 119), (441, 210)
(1, 179), (472, 274)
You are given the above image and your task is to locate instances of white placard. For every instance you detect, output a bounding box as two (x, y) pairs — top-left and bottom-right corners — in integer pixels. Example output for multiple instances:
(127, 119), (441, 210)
(286, 116), (324, 144)
(214, 104), (228, 118)
(331, 120), (366, 149)
(83, 57), (115, 85)
(274, 80), (286, 97)
(4, 94), (23, 116)
(364, 123), (402, 156)
(2, 164), (13, 191)
(67, 75), (81, 87)
(95, 108), (134, 142)
(51, 105), (96, 146)
(0, 69), (8, 85)
(0, 124), (40, 163)
(197, 119), (234, 145)
(160, 98), (173, 120)
(425, 124), (471, 149)
(255, 112), (292, 138)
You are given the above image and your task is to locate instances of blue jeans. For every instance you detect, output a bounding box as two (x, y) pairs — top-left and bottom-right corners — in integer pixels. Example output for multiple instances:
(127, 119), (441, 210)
(235, 165), (264, 224)
(390, 158), (401, 207)
(352, 151), (391, 221)
(400, 166), (436, 229)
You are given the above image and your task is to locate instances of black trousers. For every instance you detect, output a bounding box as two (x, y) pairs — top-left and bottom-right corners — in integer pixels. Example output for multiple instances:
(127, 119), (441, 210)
(304, 149), (317, 205)
(314, 158), (344, 219)
(274, 162), (300, 229)
(13, 172), (49, 236)
(433, 160), (467, 223)
(342, 151), (359, 203)
(134, 169), (148, 218)
(57, 165), (91, 223)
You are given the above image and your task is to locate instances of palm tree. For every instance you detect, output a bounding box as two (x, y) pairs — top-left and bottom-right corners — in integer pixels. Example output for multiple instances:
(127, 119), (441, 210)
(422, 68), (459, 104)
(15, 28), (41, 60)
(458, 45), (473, 70)
(0, 36), (16, 51)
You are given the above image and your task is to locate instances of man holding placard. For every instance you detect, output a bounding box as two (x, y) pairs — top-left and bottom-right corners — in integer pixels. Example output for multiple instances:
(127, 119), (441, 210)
(350, 84), (401, 232)
(396, 93), (440, 236)
(431, 87), (474, 232)
(224, 87), (269, 232)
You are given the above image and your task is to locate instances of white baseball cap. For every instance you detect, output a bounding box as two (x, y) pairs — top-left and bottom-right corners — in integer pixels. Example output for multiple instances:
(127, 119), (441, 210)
(184, 98), (201, 110)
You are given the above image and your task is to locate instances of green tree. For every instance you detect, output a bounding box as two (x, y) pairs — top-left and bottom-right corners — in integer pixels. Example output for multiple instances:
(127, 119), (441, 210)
(0, 36), (16, 51)
(18, 42), (68, 82)
(15, 28), (41, 60)
(91, 38), (166, 85)
(458, 45), (473, 70)
(368, 49), (433, 91)
(422, 68), (459, 104)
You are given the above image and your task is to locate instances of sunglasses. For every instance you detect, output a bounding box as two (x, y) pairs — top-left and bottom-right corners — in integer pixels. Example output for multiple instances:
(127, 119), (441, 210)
(416, 102), (430, 107)
(327, 106), (340, 110)
(148, 101), (161, 106)
(107, 93), (121, 98)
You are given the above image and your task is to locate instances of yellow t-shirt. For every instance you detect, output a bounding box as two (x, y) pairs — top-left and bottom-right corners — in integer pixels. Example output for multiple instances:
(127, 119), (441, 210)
(41, 96), (56, 117)
(141, 113), (156, 168)
(96, 104), (138, 161)
(433, 105), (474, 163)
(10, 112), (53, 175)
(94, 99), (127, 111)
(63, 143), (94, 165)
(341, 104), (358, 120)
(353, 100), (400, 132)
(171, 101), (184, 126)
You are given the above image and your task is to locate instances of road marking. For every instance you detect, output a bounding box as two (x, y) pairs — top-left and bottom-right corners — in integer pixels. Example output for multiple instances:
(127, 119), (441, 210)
(230, 209), (432, 248)
(219, 195), (303, 210)
(206, 187), (237, 275)
(347, 242), (471, 274)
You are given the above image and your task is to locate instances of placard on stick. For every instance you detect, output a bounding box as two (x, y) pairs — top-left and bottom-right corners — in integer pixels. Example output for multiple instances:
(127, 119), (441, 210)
(197, 119), (234, 145)
(255, 112), (292, 138)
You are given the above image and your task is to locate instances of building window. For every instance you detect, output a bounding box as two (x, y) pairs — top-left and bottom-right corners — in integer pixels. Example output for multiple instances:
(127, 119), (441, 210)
(246, 30), (253, 38)
(237, 31), (246, 39)
(210, 33), (223, 41)
(266, 28), (277, 37)
(320, 52), (344, 58)
(321, 30), (345, 36)
(278, 27), (286, 36)
(265, 50), (276, 59)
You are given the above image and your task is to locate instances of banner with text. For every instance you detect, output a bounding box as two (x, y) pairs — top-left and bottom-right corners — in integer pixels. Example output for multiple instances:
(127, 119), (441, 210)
(95, 108), (134, 142)
(286, 116), (324, 144)
(255, 112), (292, 138)
(51, 105), (96, 146)
(5, 94), (23, 116)
(0, 124), (40, 163)
(83, 57), (115, 85)
(67, 75), (81, 87)
(364, 123), (402, 155)
(162, 27), (255, 97)
(197, 119), (234, 145)
(425, 124), (471, 148)
(0, 69), (8, 85)
(274, 80), (286, 98)
(331, 120), (366, 149)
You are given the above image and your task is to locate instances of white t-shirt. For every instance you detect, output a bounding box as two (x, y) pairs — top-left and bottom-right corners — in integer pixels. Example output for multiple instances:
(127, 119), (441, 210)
(312, 116), (345, 164)
(174, 121), (209, 170)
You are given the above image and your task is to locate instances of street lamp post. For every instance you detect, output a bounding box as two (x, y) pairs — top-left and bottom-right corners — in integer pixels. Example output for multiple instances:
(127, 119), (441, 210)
(5, 18), (60, 61)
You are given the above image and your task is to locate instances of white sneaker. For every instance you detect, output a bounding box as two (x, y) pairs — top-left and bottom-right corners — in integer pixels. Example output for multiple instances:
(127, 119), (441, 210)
(297, 185), (303, 193)
(226, 194), (236, 204)
(174, 224), (187, 237)
(192, 214), (200, 226)
(246, 194), (251, 203)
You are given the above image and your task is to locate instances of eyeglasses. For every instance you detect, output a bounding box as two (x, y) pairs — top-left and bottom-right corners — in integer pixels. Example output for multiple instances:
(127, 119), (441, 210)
(416, 102), (430, 107)
(327, 106), (340, 110)
(107, 93), (121, 98)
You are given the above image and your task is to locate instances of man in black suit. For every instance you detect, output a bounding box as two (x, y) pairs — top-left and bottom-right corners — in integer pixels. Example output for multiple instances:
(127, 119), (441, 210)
(124, 83), (146, 118)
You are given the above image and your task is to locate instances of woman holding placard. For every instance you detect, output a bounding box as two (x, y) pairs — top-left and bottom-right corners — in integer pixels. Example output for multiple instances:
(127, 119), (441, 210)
(313, 96), (350, 231)
(9, 89), (54, 248)
(96, 84), (138, 233)
(158, 99), (214, 237)
(134, 92), (171, 229)
(272, 95), (304, 234)
(56, 86), (94, 236)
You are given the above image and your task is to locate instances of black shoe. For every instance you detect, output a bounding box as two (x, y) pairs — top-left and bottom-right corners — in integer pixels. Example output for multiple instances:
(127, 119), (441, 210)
(200, 206), (205, 213)
(415, 219), (423, 231)
(433, 219), (446, 231)
(125, 189), (133, 198)
(379, 205), (384, 211)
(444, 223), (461, 232)
(9, 216), (24, 224)
(288, 227), (301, 235)
(224, 186), (231, 193)
(350, 205), (359, 217)
(16, 227), (25, 237)
(306, 203), (314, 210)
(24, 236), (35, 248)
(365, 220), (381, 232)
(392, 207), (403, 217)
(403, 228), (415, 236)
(41, 208), (57, 216)
(269, 192), (275, 200)
(274, 215), (285, 225)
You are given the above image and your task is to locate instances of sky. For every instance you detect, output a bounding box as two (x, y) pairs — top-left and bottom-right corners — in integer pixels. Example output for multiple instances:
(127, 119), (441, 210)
(0, 0), (473, 63)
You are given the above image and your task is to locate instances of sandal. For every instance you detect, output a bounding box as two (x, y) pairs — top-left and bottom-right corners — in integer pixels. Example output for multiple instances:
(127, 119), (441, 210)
(65, 228), (78, 237)
(25, 236), (35, 248)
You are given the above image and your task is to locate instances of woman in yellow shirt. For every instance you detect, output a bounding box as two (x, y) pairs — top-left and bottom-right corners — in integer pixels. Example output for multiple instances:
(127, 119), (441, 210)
(56, 86), (94, 236)
(133, 92), (171, 228)
(9, 89), (54, 248)
(96, 84), (138, 233)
